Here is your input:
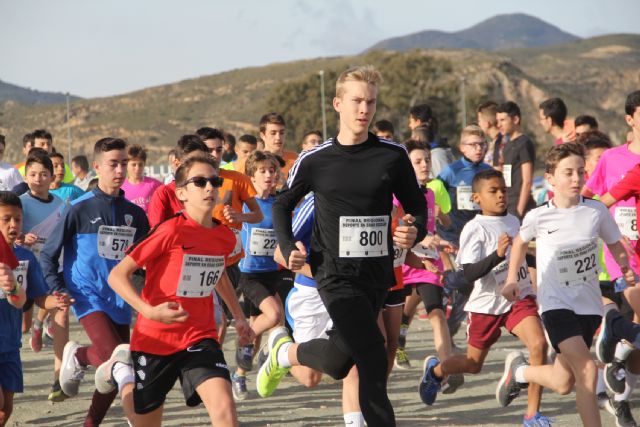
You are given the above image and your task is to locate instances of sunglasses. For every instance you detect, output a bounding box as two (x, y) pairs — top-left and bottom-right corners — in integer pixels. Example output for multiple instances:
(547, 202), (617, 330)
(180, 176), (224, 188)
(209, 147), (223, 153)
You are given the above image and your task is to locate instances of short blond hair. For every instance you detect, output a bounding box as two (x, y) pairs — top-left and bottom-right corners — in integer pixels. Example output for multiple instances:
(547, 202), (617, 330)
(460, 125), (486, 145)
(335, 65), (383, 98)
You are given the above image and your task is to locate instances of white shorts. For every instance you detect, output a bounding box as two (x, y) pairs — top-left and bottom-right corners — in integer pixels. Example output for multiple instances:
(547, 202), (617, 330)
(285, 283), (332, 343)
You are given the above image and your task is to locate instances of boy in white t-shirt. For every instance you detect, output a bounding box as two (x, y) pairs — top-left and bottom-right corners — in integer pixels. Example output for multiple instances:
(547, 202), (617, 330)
(497, 143), (635, 427)
(419, 169), (550, 427)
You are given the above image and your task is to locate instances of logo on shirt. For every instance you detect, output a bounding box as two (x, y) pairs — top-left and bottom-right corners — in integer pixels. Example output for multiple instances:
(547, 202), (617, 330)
(125, 214), (133, 227)
(90, 217), (102, 224)
(547, 229), (559, 234)
(182, 245), (195, 250)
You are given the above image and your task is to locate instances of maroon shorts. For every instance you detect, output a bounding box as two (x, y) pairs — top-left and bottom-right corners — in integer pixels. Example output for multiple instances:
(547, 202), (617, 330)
(466, 295), (539, 350)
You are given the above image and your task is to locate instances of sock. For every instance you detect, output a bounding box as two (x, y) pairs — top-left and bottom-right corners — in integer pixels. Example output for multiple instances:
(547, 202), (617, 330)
(596, 368), (606, 394)
(614, 340), (634, 362)
(615, 373), (637, 401)
(112, 362), (135, 393)
(33, 319), (43, 330)
(515, 365), (527, 384)
(277, 342), (292, 368)
(343, 412), (365, 427)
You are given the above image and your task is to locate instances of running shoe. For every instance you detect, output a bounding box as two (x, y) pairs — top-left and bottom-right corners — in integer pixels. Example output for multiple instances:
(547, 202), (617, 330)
(95, 344), (132, 394)
(394, 347), (411, 370)
(496, 351), (527, 407)
(44, 315), (55, 340)
(48, 380), (69, 402)
(231, 373), (248, 401)
(418, 356), (441, 405)
(256, 327), (292, 398)
(60, 341), (86, 397)
(441, 373), (464, 394)
(256, 343), (268, 368)
(236, 342), (255, 372)
(30, 325), (43, 353)
(605, 397), (638, 427)
(523, 412), (554, 427)
(605, 361), (627, 395)
(597, 391), (610, 410)
(597, 309), (620, 364)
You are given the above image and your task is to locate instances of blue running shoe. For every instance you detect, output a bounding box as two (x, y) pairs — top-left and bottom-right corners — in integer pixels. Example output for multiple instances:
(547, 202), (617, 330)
(523, 412), (554, 427)
(419, 356), (442, 405)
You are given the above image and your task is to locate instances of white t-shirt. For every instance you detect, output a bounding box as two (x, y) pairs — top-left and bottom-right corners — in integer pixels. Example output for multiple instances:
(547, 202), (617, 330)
(519, 197), (621, 316)
(457, 213), (533, 315)
(0, 162), (23, 191)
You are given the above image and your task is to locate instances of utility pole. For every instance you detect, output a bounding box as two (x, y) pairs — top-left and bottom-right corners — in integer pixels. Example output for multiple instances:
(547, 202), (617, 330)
(319, 70), (327, 140)
(66, 92), (72, 161)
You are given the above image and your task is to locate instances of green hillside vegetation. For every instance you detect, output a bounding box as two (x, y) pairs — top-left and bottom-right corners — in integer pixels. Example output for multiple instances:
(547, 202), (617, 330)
(1, 34), (638, 167)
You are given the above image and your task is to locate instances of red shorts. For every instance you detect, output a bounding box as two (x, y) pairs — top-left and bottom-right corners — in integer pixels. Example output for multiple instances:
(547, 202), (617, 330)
(466, 295), (539, 350)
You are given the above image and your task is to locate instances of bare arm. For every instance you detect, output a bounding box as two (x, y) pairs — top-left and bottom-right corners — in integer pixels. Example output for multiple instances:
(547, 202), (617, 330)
(599, 193), (618, 208)
(274, 245), (312, 278)
(607, 240), (636, 286)
(223, 197), (263, 224)
(517, 162), (533, 217)
(501, 235), (528, 301)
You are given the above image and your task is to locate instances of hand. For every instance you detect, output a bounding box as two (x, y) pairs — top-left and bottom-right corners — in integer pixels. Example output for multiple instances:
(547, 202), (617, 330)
(223, 206), (240, 224)
(52, 291), (74, 310)
(0, 263), (17, 294)
(23, 233), (38, 247)
(438, 239), (456, 254)
(146, 301), (189, 324)
(420, 234), (439, 250)
(288, 241), (307, 271)
(496, 233), (512, 258)
(235, 318), (255, 346)
(621, 266), (637, 287)
(422, 259), (441, 274)
(393, 214), (418, 249)
(501, 280), (520, 302)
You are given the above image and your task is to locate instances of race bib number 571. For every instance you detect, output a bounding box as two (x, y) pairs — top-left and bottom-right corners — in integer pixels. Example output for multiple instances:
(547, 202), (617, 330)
(339, 216), (389, 258)
(97, 226), (136, 260)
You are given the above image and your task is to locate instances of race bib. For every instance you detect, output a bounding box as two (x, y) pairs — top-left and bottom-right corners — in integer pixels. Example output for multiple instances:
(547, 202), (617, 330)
(339, 216), (389, 258)
(393, 245), (407, 268)
(248, 228), (277, 256)
(176, 254), (225, 298)
(411, 240), (439, 260)
(614, 207), (638, 240)
(97, 226), (136, 260)
(492, 260), (529, 292)
(503, 165), (512, 187)
(456, 186), (480, 211)
(2, 261), (28, 300)
(556, 240), (598, 286)
(229, 228), (242, 258)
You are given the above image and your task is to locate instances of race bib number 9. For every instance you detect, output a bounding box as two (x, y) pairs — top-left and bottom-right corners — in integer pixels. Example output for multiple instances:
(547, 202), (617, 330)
(339, 216), (389, 258)
(456, 186), (480, 211)
(615, 207), (638, 241)
(97, 226), (136, 260)
(249, 228), (277, 256)
(229, 228), (242, 258)
(176, 255), (225, 298)
(393, 245), (407, 268)
(2, 261), (28, 300)
(556, 240), (598, 286)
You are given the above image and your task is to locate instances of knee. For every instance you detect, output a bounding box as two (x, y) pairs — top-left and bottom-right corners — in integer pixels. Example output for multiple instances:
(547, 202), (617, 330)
(0, 408), (12, 426)
(466, 359), (483, 375)
(324, 357), (353, 380)
(264, 306), (283, 325)
(555, 382), (573, 395)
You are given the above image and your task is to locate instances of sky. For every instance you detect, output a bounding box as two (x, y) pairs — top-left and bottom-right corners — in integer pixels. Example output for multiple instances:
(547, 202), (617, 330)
(1, 0), (638, 98)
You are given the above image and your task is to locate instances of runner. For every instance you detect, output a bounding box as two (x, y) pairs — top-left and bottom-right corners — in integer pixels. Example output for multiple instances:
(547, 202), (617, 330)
(121, 144), (162, 214)
(0, 135), (23, 192)
(538, 97), (571, 145)
(40, 137), (150, 427)
(17, 130), (75, 183)
(300, 131), (324, 152)
(71, 155), (97, 191)
(231, 151), (285, 401)
(419, 169), (551, 426)
(48, 152), (84, 203)
(373, 120), (394, 141)
(476, 101), (502, 167)
(496, 101), (536, 219)
(575, 115), (599, 139)
(0, 191), (72, 427)
(261, 65), (427, 427)
(258, 113), (298, 183)
(408, 105), (453, 179)
(497, 143), (635, 427)
(221, 134), (258, 173)
(106, 155), (253, 426)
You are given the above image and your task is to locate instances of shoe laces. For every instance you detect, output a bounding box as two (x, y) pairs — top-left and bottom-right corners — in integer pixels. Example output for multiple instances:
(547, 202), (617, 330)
(525, 413), (554, 427)
(70, 369), (86, 382)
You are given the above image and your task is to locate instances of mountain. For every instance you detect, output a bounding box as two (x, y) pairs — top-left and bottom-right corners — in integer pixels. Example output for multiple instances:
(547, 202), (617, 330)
(0, 80), (81, 105)
(366, 13), (580, 52)
(1, 33), (638, 168)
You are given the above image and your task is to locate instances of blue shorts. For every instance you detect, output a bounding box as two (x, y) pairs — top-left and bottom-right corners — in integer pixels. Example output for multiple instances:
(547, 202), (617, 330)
(0, 350), (23, 392)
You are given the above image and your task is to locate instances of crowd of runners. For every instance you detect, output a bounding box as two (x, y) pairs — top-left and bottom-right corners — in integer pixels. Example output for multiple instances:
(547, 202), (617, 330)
(1, 64), (640, 427)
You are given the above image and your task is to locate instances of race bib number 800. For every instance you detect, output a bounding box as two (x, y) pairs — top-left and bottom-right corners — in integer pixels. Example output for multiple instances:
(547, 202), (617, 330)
(176, 255), (225, 298)
(339, 216), (389, 258)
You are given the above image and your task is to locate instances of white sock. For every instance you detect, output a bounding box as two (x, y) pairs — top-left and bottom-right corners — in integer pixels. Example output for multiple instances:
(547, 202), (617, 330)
(515, 365), (527, 384)
(614, 341), (634, 361)
(615, 372), (637, 401)
(112, 362), (135, 393)
(277, 342), (292, 368)
(596, 368), (606, 394)
(343, 412), (365, 427)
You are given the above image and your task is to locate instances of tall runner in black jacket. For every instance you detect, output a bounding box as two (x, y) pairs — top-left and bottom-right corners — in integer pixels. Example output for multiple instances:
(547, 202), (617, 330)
(261, 66), (428, 426)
